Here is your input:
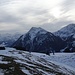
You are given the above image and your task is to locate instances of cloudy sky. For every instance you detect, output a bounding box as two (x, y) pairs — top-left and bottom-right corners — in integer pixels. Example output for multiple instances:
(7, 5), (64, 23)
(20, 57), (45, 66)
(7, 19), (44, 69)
(0, 0), (75, 33)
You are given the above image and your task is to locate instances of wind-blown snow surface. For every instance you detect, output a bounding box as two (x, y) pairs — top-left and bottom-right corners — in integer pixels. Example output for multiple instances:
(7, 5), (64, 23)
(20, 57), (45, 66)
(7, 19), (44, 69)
(33, 52), (75, 71)
(0, 48), (75, 75)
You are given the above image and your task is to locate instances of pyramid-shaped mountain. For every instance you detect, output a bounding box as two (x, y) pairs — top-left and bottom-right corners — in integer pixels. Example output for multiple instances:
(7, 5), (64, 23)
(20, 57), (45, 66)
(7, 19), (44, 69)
(13, 27), (65, 53)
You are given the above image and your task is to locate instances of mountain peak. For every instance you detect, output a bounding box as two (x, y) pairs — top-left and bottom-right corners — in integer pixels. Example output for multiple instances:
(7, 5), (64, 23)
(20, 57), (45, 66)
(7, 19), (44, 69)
(29, 27), (45, 32)
(54, 23), (75, 38)
(62, 23), (75, 29)
(64, 23), (75, 29)
(68, 23), (75, 26)
(28, 27), (47, 40)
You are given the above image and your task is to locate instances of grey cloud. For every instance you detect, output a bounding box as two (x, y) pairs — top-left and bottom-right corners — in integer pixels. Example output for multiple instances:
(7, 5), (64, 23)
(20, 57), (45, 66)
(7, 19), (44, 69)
(0, 14), (20, 23)
(0, 8), (21, 23)
(61, 0), (75, 11)
(19, 6), (55, 25)
(41, 20), (74, 32)
(0, 2), (51, 26)
(0, 0), (11, 6)
(0, 0), (75, 33)
(20, 7), (49, 16)
(62, 0), (75, 6)
(41, 15), (74, 32)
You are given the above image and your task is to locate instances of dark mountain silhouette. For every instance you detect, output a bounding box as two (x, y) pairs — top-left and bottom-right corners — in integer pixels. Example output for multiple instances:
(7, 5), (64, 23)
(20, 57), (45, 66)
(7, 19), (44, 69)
(13, 27), (65, 53)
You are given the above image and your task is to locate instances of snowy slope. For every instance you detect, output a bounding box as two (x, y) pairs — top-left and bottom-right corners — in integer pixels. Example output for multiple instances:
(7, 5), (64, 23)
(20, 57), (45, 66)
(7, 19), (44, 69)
(0, 48), (75, 75)
(33, 52), (75, 71)
(54, 24), (75, 39)
(28, 27), (47, 40)
(54, 24), (75, 52)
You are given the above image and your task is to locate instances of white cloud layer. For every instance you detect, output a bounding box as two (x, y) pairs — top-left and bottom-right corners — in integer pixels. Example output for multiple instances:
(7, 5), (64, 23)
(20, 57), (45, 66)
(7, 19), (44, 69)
(0, 0), (75, 33)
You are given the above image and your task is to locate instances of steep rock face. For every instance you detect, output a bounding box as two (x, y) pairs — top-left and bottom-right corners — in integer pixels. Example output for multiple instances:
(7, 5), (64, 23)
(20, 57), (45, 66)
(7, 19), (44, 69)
(13, 27), (65, 53)
(13, 27), (47, 51)
(33, 32), (65, 52)
(54, 24), (75, 52)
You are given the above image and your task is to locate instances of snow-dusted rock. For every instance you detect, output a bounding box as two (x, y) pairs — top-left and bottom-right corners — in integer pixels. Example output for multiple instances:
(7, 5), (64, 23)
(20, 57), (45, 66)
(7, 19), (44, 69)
(0, 47), (75, 75)
(54, 24), (75, 52)
(13, 27), (64, 52)
(54, 24), (75, 39)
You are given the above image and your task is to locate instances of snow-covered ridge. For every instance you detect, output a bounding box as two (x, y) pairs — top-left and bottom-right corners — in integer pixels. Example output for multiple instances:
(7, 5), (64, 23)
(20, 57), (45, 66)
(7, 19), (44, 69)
(20, 27), (48, 43)
(54, 24), (75, 38)
(13, 27), (64, 52)
(0, 48), (75, 75)
(27, 27), (47, 40)
(54, 24), (75, 51)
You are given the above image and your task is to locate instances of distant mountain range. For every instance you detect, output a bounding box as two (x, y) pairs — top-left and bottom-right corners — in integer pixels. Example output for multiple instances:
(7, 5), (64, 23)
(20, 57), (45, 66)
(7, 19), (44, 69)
(0, 23), (75, 53)
(0, 33), (21, 46)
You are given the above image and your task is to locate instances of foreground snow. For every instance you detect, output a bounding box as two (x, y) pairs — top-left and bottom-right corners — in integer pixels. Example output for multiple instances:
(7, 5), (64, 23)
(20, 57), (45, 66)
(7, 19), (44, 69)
(32, 52), (75, 71)
(0, 48), (75, 75)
